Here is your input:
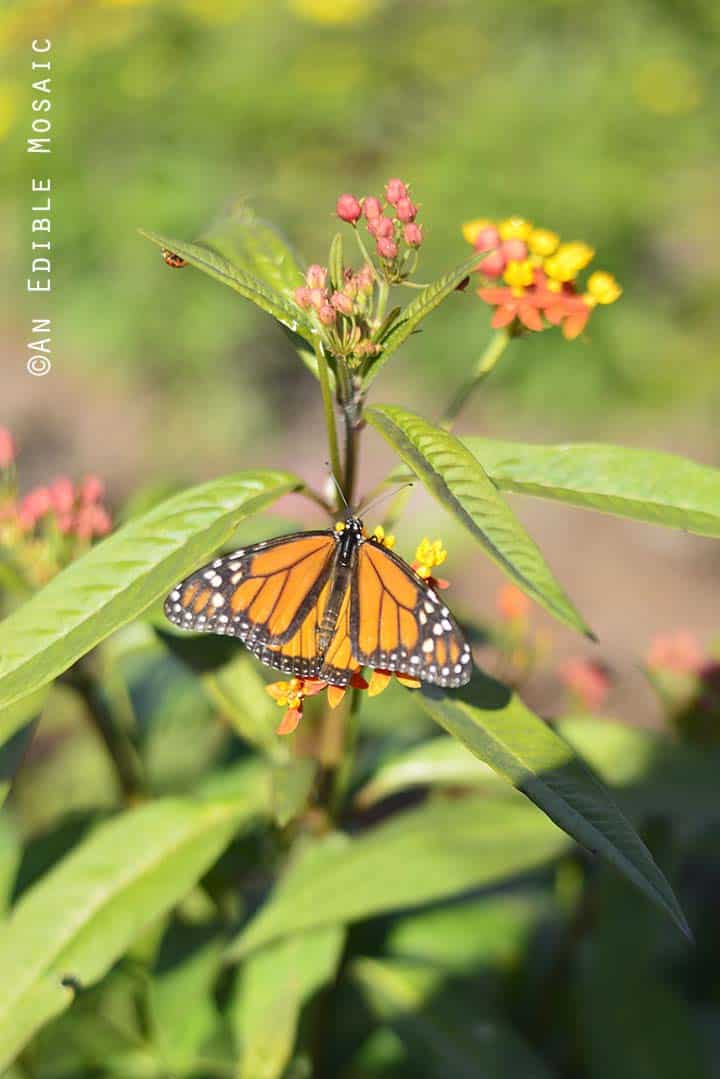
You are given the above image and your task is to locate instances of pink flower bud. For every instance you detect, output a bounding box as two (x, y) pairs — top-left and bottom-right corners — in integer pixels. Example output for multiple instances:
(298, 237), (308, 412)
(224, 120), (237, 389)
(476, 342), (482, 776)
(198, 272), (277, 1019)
(91, 506), (112, 537)
(49, 476), (75, 515)
(356, 264), (375, 292)
(0, 427), (15, 469)
(294, 286), (312, 308)
(57, 512), (74, 535)
(331, 291), (354, 315)
(473, 226), (500, 252)
(404, 223), (423, 247)
(318, 303), (336, 326)
(80, 474), (105, 504)
(373, 216), (395, 239)
(19, 486), (52, 528)
(305, 264), (327, 290)
(336, 193), (362, 223)
(385, 178), (408, 205)
(501, 238), (528, 263)
(377, 236), (398, 260)
(308, 288), (326, 310)
(363, 196), (383, 221)
(395, 197), (417, 223)
(478, 250), (506, 278)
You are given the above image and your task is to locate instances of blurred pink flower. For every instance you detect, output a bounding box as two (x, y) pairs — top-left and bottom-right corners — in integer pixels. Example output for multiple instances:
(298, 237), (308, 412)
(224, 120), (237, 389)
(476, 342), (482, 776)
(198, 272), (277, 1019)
(496, 583), (531, 622)
(559, 657), (610, 711)
(646, 631), (704, 674)
(0, 428), (15, 469)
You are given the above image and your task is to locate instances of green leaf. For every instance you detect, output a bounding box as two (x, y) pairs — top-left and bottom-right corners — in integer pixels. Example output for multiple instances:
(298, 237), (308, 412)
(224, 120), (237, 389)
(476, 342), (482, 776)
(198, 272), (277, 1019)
(0, 762), (269, 1070)
(364, 253), (479, 386)
(204, 653), (286, 759)
(466, 438), (720, 538)
(195, 209), (321, 381)
(149, 939), (225, 1075)
(356, 735), (500, 808)
(366, 405), (590, 636)
(580, 871), (706, 1079)
(419, 671), (690, 939)
(227, 797), (569, 959)
(200, 206), (306, 301)
(271, 758), (317, 827)
(328, 232), (345, 294)
(0, 471), (298, 712)
(232, 926), (344, 1079)
(387, 892), (552, 972)
(140, 228), (314, 343)
(352, 957), (553, 1079)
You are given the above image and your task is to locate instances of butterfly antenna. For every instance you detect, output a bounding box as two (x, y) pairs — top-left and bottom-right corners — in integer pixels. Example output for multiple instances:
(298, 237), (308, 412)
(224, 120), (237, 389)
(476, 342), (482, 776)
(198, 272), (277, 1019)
(358, 482), (414, 517)
(325, 463), (349, 514)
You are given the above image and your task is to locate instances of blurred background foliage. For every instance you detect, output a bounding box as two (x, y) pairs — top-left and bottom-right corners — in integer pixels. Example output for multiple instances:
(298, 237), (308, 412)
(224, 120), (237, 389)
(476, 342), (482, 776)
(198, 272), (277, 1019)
(3, 1), (720, 1075)
(4, 0), (720, 724)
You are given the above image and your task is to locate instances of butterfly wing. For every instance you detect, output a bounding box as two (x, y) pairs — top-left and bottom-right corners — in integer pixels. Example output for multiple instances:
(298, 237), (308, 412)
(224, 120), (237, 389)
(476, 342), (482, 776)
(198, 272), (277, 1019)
(351, 539), (472, 688)
(164, 530), (338, 679)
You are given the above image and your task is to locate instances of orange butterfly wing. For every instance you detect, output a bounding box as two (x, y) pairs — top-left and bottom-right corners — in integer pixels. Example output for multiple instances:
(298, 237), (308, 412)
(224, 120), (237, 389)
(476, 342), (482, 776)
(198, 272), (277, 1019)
(351, 539), (472, 688)
(165, 531), (338, 679)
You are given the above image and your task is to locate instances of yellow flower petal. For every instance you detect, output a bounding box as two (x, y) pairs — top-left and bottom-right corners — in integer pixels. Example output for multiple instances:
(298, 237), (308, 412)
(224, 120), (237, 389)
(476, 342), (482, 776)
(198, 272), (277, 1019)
(327, 684), (347, 709)
(498, 216), (532, 242)
(462, 218), (493, 245)
(587, 271), (622, 305)
(528, 228), (559, 257)
(368, 669), (392, 697)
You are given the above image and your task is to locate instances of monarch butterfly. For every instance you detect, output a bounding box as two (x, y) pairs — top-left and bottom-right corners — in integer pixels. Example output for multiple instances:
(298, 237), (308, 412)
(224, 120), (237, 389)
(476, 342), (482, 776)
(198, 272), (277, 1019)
(164, 516), (473, 688)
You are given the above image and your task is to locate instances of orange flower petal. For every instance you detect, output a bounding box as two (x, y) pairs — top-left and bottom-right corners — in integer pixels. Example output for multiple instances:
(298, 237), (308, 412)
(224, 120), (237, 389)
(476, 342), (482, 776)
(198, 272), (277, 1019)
(491, 305), (517, 328)
(543, 303), (566, 326)
(276, 707), (302, 735)
(562, 309), (590, 340)
(368, 669), (392, 697)
(517, 302), (544, 331)
(327, 684), (347, 709)
(303, 679), (328, 697)
(396, 673), (421, 689)
(350, 670), (370, 690)
(477, 287), (511, 304)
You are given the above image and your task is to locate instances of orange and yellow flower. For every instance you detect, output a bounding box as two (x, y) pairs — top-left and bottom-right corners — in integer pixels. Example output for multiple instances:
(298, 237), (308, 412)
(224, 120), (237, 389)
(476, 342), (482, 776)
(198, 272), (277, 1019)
(462, 215), (621, 340)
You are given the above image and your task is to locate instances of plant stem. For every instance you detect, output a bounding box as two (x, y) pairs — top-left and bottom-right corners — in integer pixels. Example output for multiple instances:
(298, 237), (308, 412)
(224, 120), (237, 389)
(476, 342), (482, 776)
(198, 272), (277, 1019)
(329, 688), (362, 817)
(314, 342), (343, 504)
(67, 658), (144, 805)
(442, 328), (511, 429)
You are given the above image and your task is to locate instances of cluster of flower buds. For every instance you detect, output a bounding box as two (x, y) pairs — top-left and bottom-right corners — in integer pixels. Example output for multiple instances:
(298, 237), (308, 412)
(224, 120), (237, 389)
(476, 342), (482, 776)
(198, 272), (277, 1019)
(336, 178), (423, 280)
(266, 533), (452, 734)
(0, 427), (112, 590)
(462, 216), (622, 339)
(293, 262), (381, 365)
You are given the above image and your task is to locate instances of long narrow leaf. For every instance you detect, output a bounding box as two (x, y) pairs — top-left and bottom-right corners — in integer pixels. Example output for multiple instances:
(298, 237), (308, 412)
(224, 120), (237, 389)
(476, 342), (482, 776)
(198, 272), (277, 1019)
(466, 438), (720, 537)
(364, 254), (479, 386)
(419, 671), (690, 938)
(140, 229), (314, 342)
(0, 764), (269, 1071)
(366, 405), (590, 635)
(0, 471), (298, 711)
(233, 926), (344, 1079)
(227, 797), (569, 959)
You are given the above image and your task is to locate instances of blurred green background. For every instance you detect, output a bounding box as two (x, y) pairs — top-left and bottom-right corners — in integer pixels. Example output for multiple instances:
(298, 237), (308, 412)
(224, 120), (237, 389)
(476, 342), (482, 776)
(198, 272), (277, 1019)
(3, 0), (720, 716)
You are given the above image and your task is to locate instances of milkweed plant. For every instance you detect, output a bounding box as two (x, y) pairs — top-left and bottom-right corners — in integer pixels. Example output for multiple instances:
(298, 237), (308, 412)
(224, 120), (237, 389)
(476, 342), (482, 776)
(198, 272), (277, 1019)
(0, 178), (719, 1078)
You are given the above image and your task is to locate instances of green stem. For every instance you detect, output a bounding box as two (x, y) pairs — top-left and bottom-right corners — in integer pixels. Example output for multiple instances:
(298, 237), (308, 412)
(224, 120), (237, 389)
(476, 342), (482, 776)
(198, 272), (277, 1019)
(314, 342), (343, 504)
(442, 328), (511, 429)
(329, 687), (362, 818)
(374, 279), (390, 330)
(68, 658), (144, 805)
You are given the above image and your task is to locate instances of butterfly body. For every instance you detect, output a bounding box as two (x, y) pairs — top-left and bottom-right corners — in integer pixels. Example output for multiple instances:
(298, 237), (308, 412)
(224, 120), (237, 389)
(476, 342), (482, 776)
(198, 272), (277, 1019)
(165, 516), (472, 688)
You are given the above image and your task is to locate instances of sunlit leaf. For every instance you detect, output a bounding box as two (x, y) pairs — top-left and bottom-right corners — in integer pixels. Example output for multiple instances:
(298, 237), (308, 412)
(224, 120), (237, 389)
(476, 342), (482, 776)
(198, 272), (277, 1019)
(149, 938), (225, 1075)
(352, 957), (553, 1078)
(0, 762), (268, 1070)
(204, 653), (286, 758)
(466, 438), (720, 537)
(364, 253), (479, 386)
(419, 671), (690, 938)
(0, 471), (298, 712)
(366, 405), (590, 635)
(196, 208), (320, 380)
(232, 925), (344, 1079)
(227, 798), (569, 959)
(140, 229), (314, 344)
